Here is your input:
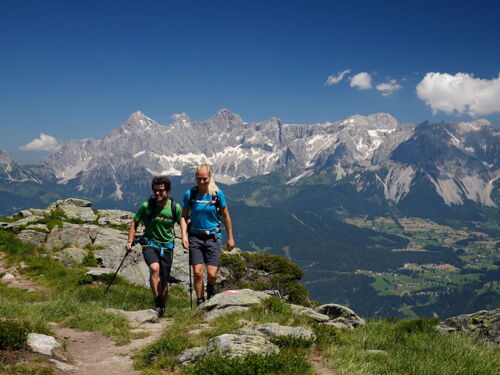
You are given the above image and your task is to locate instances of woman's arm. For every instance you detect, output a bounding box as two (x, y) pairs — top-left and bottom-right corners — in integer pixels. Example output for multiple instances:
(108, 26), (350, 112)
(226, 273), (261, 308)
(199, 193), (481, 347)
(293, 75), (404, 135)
(220, 206), (235, 250)
(180, 206), (190, 250)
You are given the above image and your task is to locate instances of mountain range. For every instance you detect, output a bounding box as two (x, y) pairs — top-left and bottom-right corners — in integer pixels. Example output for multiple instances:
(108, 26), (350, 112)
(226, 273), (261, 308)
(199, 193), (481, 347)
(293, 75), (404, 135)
(1, 110), (499, 317)
(3, 109), (497, 211)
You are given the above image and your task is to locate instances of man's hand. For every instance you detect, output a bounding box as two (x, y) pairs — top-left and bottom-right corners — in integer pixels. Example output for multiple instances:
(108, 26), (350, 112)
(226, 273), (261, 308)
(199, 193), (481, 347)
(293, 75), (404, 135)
(182, 237), (189, 251)
(226, 238), (235, 251)
(125, 241), (134, 252)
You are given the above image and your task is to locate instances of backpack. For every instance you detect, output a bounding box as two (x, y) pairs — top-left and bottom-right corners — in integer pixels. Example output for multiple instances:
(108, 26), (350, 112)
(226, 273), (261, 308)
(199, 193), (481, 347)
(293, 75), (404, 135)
(146, 196), (180, 223)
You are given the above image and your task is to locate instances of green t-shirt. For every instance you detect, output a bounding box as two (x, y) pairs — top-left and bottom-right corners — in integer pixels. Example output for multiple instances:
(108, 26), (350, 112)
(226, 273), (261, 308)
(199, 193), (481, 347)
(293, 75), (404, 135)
(134, 199), (182, 244)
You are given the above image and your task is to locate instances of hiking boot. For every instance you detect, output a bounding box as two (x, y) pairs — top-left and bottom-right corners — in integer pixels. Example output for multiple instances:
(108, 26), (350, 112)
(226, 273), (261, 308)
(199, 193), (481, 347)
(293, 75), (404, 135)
(154, 296), (165, 317)
(196, 297), (205, 306)
(154, 306), (164, 317)
(206, 283), (217, 300)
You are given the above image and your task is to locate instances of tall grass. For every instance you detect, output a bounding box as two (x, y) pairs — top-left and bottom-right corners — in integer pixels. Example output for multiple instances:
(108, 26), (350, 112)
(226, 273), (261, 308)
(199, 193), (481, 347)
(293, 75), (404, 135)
(324, 318), (500, 375)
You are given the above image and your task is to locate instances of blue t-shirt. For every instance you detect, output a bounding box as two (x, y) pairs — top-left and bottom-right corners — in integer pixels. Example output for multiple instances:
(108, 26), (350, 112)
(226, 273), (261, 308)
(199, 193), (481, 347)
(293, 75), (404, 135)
(182, 188), (227, 237)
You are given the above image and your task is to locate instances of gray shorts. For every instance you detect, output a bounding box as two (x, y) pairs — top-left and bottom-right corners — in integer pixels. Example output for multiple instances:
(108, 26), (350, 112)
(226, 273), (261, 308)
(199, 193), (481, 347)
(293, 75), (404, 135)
(142, 246), (173, 283)
(189, 234), (222, 267)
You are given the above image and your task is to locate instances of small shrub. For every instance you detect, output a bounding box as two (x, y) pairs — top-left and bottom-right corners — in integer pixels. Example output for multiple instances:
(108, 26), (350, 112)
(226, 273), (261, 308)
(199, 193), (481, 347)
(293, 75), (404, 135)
(77, 274), (94, 285)
(270, 335), (313, 348)
(242, 252), (304, 279)
(37, 210), (66, 231)
(181, 351), (313, 375)
(312, 322), (352, 348)
(82, 250), (99, 267)
(0, 319), (30, 349)
(263, 296), (291, 314)
(219, 253), (246, 279)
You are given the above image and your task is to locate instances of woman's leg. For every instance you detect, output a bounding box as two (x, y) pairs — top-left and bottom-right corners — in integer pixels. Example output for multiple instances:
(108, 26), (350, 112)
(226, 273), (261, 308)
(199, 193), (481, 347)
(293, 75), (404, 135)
(192, 263), (204, 299)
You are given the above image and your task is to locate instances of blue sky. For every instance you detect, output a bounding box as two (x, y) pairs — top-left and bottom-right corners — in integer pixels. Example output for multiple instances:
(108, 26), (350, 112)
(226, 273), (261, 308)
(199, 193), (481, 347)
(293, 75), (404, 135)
(1, 0), (499, 163)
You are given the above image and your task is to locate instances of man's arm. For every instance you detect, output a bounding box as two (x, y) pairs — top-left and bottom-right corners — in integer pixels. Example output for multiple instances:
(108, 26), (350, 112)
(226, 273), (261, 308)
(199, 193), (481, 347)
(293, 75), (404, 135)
(126, 219), (139, 252)
(220, 206), (235, 250)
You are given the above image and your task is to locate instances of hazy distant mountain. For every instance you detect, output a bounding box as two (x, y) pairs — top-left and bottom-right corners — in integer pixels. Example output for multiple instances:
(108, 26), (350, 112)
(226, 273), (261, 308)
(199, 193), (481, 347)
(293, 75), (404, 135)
(0, 151), (41, 183)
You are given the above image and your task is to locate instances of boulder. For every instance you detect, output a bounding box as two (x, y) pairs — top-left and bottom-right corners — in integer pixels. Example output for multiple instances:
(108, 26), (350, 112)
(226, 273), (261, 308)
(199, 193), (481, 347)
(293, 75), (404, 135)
(45, 223), (94, 250)
(316, 304), (365, 327)
(16, 230), (46, 247)
(57, 247), (88, 264)
(436, 309), (500, 345)
(48, 198), (97, 222)
(93, 228), (150, 287)
(86, 267), (115, 280)
(236, 323), (316, 342)
(205, 334), (280, 358)
(95, 209), (134, 226)
(200, 289), (272, 312)
(2, 216), (42, 231)
(205, 306), (250, 321)
(30, 209), (50, 216)
(27, 333), (60, 355)
(176, 346), (207, 366)
(26, 223), (49, 231)
(1, 272), (15, 282)
(105, 308), (159, 324)
(13, 209), (33, 218)
(290, 304), (330, 323)
(48, 359), (79, 372)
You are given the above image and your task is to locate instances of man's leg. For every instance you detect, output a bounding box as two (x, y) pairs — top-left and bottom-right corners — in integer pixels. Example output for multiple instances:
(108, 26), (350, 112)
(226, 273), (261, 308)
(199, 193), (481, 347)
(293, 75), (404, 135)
(149, 262), (161, 297)
(149, 262), (165, 315)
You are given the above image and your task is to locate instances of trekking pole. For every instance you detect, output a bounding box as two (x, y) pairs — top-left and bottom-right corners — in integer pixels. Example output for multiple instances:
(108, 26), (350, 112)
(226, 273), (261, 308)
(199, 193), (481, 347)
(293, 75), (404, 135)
(104, 238), (140, 294)
(188, 252), (193, 310)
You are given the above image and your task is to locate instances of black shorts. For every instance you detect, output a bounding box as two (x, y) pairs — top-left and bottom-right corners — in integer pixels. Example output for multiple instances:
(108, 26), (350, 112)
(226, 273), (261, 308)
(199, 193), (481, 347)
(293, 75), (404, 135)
(189, 234), (222, 267)
(142, 246), (173, 283)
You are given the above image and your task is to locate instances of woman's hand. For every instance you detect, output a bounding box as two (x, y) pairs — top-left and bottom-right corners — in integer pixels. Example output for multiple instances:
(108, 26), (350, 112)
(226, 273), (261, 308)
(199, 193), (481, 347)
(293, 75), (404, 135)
(226, 238), (235, 251)
(182, 237), (189, 251)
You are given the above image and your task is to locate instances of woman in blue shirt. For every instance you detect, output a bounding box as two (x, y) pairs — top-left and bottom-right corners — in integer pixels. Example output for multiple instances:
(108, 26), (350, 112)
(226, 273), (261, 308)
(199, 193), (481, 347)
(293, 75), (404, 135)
(180, 164), (235, 305)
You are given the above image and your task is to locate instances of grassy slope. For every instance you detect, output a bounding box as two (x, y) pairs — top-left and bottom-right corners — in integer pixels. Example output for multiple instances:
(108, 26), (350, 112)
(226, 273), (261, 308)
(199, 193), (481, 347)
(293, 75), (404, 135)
(1, 230), (498, 375)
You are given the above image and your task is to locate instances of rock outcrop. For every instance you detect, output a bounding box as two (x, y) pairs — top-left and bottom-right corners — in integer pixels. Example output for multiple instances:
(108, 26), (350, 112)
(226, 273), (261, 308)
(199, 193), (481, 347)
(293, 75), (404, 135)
(177, 334), (280, 365)
(436, 309), (500, 345)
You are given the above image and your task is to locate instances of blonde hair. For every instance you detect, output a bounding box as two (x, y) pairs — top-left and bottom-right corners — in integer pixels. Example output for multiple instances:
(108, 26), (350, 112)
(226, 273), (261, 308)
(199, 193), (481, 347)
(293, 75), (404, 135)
(196, 164), (219, 195)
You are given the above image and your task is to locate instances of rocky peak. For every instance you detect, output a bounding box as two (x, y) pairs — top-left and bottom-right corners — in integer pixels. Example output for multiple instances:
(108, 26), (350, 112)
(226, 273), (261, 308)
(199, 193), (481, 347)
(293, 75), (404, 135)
(171, 113), (192, 126)
(208, 109), (243, 127)
(119, 111), (160, 133)
(0, 150), (15, 166)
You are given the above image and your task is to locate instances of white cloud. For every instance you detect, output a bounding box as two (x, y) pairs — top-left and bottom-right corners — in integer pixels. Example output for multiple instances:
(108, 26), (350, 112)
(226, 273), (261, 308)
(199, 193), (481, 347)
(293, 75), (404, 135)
(376, 79), (402, 96)
(416, 72), (500, 116)
(19, 133), (62, 152)
(325, 69), (351, 86)
(350, 72), (372, 90)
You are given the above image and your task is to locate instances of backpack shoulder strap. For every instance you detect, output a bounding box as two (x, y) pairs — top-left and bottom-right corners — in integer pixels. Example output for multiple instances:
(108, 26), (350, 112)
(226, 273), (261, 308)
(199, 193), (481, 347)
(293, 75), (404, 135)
(170, 197), (179, 223)
(146, 196), (157, 220)
(212, 190), (220, 208)
(189, 186), (199, 207)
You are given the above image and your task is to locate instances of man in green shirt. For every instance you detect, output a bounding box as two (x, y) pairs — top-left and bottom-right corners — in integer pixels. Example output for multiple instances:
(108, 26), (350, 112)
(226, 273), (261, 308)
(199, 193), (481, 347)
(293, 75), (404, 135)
(126, 176), (181, 317)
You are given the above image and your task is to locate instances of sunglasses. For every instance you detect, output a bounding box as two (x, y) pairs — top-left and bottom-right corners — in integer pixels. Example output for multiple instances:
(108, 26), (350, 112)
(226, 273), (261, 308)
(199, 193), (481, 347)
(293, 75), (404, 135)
(152, 188), (167, 193)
